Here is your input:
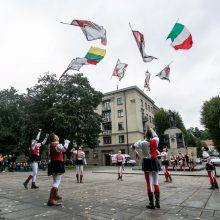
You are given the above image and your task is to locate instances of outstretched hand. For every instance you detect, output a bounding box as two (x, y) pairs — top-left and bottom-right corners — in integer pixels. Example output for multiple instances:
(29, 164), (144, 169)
(64, 139), (70, 145)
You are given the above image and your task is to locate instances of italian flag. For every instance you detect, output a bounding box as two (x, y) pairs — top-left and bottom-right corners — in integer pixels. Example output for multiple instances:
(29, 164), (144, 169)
(167, 22), (193, 50)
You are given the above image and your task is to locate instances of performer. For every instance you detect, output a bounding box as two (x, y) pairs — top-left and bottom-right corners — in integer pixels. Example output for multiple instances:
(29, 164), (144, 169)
(131, 128), (160, 209)
(161, 148), (172, 183)
(71, 146), (87, 183)
(188, 152), (195, 171)
(23, 129), (48, 189)
(116, 150), (125, 181)
(177, 151), (185, 171)
(47, 133), (70, 206)
(202, 146), (219, 189)
(169, 152), (177, 171)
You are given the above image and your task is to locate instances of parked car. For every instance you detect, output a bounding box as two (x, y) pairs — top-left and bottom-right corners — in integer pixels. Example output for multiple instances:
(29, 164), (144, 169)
(195, 158), (202, 164)
(110, 154), (136, 166)
(211, 157), (220, 166)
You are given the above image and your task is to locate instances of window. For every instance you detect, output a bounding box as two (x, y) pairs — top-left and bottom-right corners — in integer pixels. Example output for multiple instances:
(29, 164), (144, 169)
(103, 137), (111, 144)
(103, 100), (111, 110)
(148, 105), (151, 112)
(119, 135), (125, 143)
(117, 97), (123, 105)
(117, 109), (124, 117)
(103, 123), (111, 131)
(93, 150), (98, 159)
(141, 99), (143, 107)
(151, 106), (153, 113)
(103, 111), (111, 120)
(145, 102), (148, 109)
(118, 122), (124, 130)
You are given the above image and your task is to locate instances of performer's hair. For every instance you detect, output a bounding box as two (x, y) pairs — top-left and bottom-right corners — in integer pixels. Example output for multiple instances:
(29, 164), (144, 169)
(146, 129), (152, 140)
(204, 146), (209, 151)
(50, 133), (56, 142)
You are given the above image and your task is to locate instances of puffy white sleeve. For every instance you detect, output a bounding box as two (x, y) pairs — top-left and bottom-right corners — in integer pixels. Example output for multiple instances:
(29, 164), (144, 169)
(35, 131), (41, 141)
(55, 140), (70, 152)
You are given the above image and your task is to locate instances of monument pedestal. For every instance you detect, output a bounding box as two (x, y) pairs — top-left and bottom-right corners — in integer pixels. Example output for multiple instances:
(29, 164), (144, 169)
(164, 128), (186, 156)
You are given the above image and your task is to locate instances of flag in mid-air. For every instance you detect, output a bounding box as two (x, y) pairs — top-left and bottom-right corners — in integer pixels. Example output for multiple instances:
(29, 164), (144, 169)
(66, 19), (107, 45)
(144, 70), (151, 91)
(167, 22), (193, 50)
(130, 25), (157, 62)
(156, 65), (171, 82)
(84, 47), (106, 65)
(112, 59), (128, 81)
(60, 57), (89, 79)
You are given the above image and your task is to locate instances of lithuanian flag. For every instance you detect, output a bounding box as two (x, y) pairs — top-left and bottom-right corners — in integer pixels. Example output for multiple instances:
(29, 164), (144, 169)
(85, 47), (106, 65)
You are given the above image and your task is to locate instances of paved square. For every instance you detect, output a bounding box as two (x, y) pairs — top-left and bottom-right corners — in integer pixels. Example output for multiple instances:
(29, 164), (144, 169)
(0, 167), (220, 219)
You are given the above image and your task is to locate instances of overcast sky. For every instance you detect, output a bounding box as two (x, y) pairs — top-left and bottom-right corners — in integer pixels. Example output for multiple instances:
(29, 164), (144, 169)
(0, 0), (219, 129)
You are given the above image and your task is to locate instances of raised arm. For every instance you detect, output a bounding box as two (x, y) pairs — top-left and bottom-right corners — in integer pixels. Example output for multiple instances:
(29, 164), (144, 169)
(55, 140), (70, 152)
(31, 129), (42, 148)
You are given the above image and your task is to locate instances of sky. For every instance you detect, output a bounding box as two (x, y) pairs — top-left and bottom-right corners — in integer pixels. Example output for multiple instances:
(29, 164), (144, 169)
(0, 0), (220, 130)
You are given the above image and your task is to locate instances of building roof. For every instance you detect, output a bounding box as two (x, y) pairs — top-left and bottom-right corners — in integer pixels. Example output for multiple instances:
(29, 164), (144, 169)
(103, 85), (156, 105)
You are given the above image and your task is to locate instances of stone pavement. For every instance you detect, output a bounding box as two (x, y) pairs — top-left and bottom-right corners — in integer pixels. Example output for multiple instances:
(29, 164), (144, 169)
(0, 167), (220, 220)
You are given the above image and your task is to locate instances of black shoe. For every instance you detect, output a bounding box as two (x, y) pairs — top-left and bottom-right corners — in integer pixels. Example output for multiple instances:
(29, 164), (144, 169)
(146, 204), (155, 209)
(23, 182), (28, 189)
(31, 182), (39, 189)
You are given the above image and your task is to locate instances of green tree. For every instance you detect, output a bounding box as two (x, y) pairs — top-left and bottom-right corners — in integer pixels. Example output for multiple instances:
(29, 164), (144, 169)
(0, 87), (24, 155)
(24, 73), (103, 149)
(201, 96), (220, 151)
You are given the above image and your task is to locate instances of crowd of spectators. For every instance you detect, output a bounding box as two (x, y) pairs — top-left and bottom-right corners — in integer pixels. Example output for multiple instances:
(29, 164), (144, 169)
(0, 154), (48, 172)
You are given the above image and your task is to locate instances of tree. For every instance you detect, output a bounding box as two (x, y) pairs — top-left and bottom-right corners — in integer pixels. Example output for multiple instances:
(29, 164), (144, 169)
(154, 108), (199, 149)
(24, 73), (103, 150)
(154, 108), (169, 150)
(201, 96), (220, 151)
(0, 87), (24, 155)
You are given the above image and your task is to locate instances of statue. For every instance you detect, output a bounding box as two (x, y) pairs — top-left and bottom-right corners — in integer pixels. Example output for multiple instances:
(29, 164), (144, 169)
(168, 110), (176, 128)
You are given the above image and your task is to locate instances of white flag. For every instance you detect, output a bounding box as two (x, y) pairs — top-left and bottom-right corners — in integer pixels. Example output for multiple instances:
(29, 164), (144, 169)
(112, 59), (128, 81)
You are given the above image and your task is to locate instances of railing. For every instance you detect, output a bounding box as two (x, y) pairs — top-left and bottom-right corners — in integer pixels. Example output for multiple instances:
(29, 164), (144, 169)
(102, 130), (112, 134)
(103, 118), (111, 122)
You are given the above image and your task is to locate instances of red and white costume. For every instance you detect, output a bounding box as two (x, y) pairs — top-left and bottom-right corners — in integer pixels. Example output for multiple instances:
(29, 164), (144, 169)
(116, 153), (125, 180)
(47, 136), (70, 206)
(23, 130), (48, 189)
(72, 148), (86, 183)
(202, 149), (219, 189)
(161, 150), (172, 182)
(132, 128), (160, 209)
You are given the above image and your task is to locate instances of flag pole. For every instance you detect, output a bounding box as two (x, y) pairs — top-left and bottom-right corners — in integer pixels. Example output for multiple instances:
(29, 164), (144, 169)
(128, 22), (143, 58)
(60, 22), (71, 25)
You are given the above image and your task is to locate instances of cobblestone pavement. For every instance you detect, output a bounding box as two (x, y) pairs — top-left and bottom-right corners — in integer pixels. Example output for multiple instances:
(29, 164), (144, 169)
(0, 167), (220, 220)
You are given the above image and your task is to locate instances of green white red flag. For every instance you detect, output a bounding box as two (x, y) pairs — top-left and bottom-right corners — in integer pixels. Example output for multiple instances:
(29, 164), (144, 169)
(112, 59), (128, 81)
(167, 22), (193, 50)
(156, 64), (171, 82)
(62, 19), (107, 45)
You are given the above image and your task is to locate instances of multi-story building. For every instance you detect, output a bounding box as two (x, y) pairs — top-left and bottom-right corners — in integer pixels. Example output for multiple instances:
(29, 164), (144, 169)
(85, 86), (159, 165)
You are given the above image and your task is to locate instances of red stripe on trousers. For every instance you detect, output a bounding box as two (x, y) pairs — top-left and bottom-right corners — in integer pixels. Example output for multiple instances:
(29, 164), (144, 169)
(144, 172), (152, 192)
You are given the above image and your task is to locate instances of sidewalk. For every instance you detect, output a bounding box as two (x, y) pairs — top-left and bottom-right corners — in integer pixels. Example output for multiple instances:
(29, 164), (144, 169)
(0, 168), (220, 219)
(92, 166), (220, 177)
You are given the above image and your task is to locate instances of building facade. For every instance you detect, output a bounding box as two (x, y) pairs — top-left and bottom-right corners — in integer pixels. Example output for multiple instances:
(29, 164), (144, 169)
(85, 86), (159, 165)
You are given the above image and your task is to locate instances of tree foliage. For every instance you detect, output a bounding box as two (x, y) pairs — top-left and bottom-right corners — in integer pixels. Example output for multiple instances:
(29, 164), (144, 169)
(154, 108), (200, 151)
(201, 95), (220, 151)
(0, 73), (103, 156)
